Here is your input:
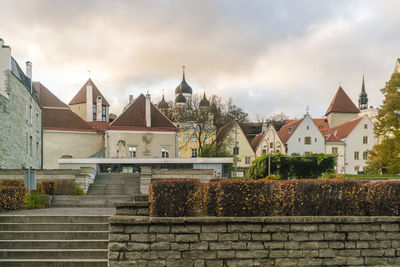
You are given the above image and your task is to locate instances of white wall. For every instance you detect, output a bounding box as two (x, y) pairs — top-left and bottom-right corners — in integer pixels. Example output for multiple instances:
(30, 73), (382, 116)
(286, 115), (325, 155)
(325, 143), (346, 174)
(343, 116), (375, 174)
(255, 126), (285, 157)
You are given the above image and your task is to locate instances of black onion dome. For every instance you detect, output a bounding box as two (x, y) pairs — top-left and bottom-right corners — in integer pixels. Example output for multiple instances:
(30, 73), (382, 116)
(199, 93), (210, 107)
(158, 95), (169, 109)
(175, 92), (187, 103)
(175, 72), (193, 95)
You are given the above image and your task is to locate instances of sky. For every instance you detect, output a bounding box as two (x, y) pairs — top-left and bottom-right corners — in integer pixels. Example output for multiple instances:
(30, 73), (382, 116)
(1, 0), (399, 120)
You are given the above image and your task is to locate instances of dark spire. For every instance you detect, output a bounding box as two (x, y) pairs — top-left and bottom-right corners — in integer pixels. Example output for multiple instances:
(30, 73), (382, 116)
(358, 74), (368, 110)
(199, 92), (210, 107)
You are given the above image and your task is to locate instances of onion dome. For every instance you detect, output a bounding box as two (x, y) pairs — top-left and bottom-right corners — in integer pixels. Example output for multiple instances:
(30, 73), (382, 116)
(158, 94), (169, 109)
(175, 66), (193, 95)
(199, 92), (210, 107)
(175, 92), (187, 104)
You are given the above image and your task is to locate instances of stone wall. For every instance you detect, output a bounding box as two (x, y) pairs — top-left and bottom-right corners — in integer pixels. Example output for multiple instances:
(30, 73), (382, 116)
(0, 71), (42, 169)
(109, 214), (400, 266)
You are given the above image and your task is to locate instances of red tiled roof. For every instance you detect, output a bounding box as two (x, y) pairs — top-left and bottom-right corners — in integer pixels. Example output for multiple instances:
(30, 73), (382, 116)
(250, 132), (265, 152)
(88, 121), (110, 132)
(33, 82), (69, 108)
(43, 108), (96, 132)
(325, 86), (360, 116)
(69, 79), (110, 106)
(330, 117), (363, 139)
(325, 134), (343, 143)
(313, 118), (331, 136)
(108, 94), (178, 132)
(216, 121), (235, 144)
(278, 118), (304, 143)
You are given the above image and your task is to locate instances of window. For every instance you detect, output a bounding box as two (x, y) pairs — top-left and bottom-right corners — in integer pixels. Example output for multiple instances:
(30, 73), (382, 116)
(270, 142), (273, 149)
(36, 141), (39, 158)
(262, 149), (266, 154)
(161, 147), (169, 158)
(304, 137), (311, 145)
(363, 151), (368, 160)
(306, 125), (309, 130)
(29, 105), (32, 124)
(298, 138), (301, 142)
(315, 138), (317, 142)
(245, 157), (251, 164)
(354, 166), (360, 173)
(93, 103), (97, 121)
(192, 135), (197, 142)
(332, 147), (338, 154)
(191, 148), (197, 158)
(363, 136), (368, 144)
(177, 135), (181, 142)
(36, 113), (39, 127)
(364, 124), (368, 129)
(102, 105), (106, 122)
(205, 135), (210, 143)
(29, 136), (32, 156)
(128, 147), (136, 158)
(183, 134), (189, 142)
(354, 151), (359, 160)
(288, 128), (292, 133)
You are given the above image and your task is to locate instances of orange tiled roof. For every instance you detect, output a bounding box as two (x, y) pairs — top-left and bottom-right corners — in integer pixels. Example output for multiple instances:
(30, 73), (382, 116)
(330, 117), (363, 139)
(33, 82), (69, 108)
(250, 132), (265, 152)
(278, 118), (304, 143)
(69, 79), (110, 106)
(325, 86), (360, 116)
(88, 121), (110, 133)
(108, 94), (178, 132)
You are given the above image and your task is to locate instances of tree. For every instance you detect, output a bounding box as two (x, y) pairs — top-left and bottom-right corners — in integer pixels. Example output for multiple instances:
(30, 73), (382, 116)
(200, 142), (231, 157)
(366, 71), (400, 174)
(266, 112), (289, 132)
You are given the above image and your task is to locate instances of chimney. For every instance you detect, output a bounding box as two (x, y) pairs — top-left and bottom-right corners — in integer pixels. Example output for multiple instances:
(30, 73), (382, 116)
(86, 82), (93, 121)
(145, 93), (151, 127)
(96, 96), (102, 121)
(129, 95), (133, 104)
(26, 61), (32, 90)
(0, 39), (12, 95)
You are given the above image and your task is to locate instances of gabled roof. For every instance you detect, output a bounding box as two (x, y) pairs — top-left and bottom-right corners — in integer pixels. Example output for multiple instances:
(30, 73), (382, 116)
(33, 82), (69, 108)
(239, 122), (263, 143)
(312, 118), (331, 136)
(108, 94), (178, 132)
(330, 116), (363, 139)
(325, 86), (360, 116)
(88, 121), (110, 133)
(216, 121), (235, 144)
(69, 79), (110, 106)
(278, 118), (304, 144)
(33, 82), (97, 132)
(250, 132), (265, 152)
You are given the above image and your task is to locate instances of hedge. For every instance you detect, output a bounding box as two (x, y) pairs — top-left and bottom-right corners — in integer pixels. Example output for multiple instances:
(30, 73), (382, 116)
(0, 186), (29, 211)
(0, 179), (82, 195)
(248, 153), (336, 179)
(149, 178), (400, 217)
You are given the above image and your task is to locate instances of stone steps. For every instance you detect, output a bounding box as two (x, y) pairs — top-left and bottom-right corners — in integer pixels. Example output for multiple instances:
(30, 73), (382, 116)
(0, 215), (109, 266)
(51, 195), (133, 207)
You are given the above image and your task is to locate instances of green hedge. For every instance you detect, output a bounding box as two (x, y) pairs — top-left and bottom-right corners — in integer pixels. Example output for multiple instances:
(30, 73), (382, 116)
(0, 186), (29, 211)
(149, 178), (400, 217)
(248, 153), (336, 179)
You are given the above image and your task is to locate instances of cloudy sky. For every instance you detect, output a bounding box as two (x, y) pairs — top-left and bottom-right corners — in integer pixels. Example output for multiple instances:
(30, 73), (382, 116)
(1, 0), (399, 120)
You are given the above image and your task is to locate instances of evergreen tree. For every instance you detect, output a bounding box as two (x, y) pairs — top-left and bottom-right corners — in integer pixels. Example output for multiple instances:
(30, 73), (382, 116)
(366, 71), (400, 173)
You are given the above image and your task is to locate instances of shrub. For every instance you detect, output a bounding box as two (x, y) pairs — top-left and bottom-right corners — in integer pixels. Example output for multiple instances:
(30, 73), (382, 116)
(0, 186), (28, 211)
(149, 179), (203, 217)
(54, 180), (74, 195)
(0, 180), (24, 187)
(249, 153), (336, 179)
(38, 180), (57, 195)
(27, 192), (49, 209)
(149, 179), (400, 217)
(73, 184), (85, 195)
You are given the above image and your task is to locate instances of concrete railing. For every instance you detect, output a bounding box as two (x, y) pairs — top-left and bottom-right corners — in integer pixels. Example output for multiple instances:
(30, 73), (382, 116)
(109, 208), (400, 266)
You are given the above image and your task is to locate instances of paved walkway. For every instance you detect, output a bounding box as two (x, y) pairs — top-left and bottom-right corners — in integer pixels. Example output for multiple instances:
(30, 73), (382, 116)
(0, 207), (115, 216)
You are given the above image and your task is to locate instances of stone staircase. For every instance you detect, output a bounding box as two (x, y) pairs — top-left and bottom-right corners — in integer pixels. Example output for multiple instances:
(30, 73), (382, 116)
(0, 215), (109, 266)
(52, 173), (140, 207)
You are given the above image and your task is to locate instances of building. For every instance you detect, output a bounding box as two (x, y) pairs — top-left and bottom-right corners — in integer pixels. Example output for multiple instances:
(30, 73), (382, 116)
(106, 94), (179, 159)
(69, 78), (110, 123)
(216, 121), (255, 176)
(0, 38), (42, 169)
(176, 122), (215, 158)
(278, 85), (376, 174)
(251, 124), (285, 157)
(33, 82), (104, 169)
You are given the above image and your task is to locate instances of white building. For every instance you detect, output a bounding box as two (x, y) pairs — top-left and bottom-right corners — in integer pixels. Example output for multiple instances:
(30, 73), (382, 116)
(251, 124), (285, 157)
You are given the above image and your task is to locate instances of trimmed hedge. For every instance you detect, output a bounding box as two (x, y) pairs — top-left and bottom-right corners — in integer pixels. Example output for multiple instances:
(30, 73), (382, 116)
(149, 178), (400, 217)
(149, 179), (203, 217)
(0, 186), (29, 211)
(248, 153), (336, 179)
(0, 179), (81, 195)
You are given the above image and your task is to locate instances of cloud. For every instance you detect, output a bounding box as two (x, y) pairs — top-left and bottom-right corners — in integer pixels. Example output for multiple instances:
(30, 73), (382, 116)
(0, 0), (399, 118)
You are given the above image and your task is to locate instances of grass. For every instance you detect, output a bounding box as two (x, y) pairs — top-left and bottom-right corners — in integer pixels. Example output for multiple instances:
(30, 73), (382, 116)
(319, 173), (400, 179)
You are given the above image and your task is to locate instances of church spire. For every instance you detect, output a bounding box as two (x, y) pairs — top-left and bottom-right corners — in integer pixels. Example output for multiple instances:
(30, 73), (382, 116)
(358, 74), (368, 110)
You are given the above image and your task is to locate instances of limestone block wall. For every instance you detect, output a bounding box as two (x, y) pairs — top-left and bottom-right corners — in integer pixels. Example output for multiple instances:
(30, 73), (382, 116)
(109, 215), (400, 266)
(0, 72), (42, 169)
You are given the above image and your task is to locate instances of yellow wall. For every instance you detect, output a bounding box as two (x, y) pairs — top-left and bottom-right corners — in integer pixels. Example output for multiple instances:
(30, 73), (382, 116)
(43, 130), (104, 169)
(70, 103), (87, 121)
(177, 128), (215, 158)
(106, 130), (177, 158)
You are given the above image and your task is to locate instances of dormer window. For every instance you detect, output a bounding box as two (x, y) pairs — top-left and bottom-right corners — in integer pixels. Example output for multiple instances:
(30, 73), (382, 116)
(288, 127), (292, 133)
(319, 125), (323, 129)
(334, 130), (337, 136)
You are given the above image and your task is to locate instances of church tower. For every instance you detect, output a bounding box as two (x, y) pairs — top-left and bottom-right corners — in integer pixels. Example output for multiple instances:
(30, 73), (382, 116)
(174, 65), (193, 107)
(358, 75), (368, 110)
